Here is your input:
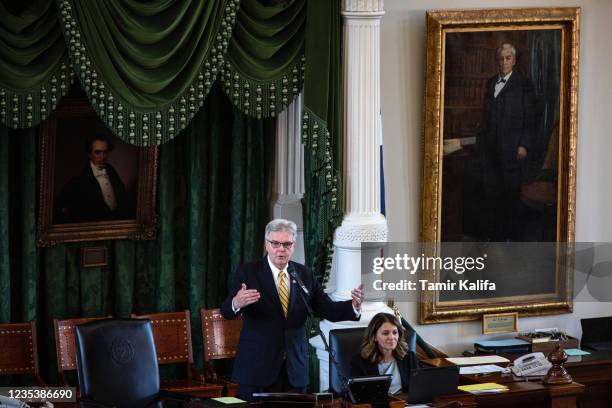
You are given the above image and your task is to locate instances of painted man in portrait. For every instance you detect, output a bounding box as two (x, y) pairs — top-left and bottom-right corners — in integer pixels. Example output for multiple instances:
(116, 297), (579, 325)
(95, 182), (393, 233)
(55, 134), (134, 223)
(477, 42), (536, 241)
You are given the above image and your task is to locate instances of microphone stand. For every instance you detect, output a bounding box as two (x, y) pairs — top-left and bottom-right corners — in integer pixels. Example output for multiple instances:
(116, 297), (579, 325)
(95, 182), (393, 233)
(288, 265), (354, 404)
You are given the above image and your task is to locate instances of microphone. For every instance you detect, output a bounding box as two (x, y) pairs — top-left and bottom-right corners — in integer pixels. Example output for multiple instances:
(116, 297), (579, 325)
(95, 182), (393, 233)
(288, 264), (310, 297)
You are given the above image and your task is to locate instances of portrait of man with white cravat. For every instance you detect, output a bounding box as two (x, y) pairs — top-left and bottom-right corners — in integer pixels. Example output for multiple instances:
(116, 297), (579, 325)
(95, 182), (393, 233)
(55, 134), (134, 223)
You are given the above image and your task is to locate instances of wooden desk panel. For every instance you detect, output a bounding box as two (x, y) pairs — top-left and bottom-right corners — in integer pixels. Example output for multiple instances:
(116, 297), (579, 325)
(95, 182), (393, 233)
(457, 350), (612, 408)
(423, 357), (585, 408)
(563, 350), (612, 408)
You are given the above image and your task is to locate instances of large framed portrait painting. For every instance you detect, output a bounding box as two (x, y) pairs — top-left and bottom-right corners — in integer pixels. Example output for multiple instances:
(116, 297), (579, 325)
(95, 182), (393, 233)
(37, 98), (158, 246)
(420, 8), (580, 323)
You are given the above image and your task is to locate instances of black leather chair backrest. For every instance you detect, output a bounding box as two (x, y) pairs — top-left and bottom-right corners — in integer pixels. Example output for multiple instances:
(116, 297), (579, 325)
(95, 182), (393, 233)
(329, 327), (364, 395)
(76, 319), (161, 408)
(328, 325), (419, 395)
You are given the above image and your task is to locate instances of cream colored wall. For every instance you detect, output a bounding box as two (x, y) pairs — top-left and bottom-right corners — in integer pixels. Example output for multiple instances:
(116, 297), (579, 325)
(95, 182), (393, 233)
(380, 0), (612, 355)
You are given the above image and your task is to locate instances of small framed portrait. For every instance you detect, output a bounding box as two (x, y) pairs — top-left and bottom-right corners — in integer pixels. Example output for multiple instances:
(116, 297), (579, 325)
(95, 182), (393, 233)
(37, 98), (158, 246)
(420, 8), (580, 323)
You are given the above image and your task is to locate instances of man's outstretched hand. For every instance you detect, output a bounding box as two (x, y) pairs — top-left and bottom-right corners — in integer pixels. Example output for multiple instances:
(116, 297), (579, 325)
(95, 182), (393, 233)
(351, 283), (365, 310)
(232, 283), (261, 309)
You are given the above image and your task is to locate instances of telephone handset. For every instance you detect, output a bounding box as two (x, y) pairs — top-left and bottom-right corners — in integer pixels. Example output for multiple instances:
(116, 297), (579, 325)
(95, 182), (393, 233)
(509, 352), (552, 376)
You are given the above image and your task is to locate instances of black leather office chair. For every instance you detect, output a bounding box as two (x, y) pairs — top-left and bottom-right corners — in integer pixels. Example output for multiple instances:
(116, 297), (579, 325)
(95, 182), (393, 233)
(328, 326), (418, 396)
(75, 318), (188, 408)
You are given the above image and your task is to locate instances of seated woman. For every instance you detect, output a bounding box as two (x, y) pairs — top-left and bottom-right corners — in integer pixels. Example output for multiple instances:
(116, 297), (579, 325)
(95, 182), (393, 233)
(350, 312), (419, 394)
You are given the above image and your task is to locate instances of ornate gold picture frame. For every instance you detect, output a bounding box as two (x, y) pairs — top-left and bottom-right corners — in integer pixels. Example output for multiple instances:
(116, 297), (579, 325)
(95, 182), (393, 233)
(420, 8), (580, 323)
(37, 98), (158, 246)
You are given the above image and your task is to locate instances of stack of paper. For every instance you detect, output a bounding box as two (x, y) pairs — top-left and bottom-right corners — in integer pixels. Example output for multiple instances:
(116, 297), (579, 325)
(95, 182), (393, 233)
(459, 364), (506, 375)
(446, 355), (509, 365)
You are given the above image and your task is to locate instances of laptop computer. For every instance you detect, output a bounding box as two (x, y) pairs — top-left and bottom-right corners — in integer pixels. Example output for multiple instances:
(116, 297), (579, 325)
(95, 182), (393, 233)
(347, 374), (392, 408)
(406, 365), (460, 404)
(581, 316), (612, 351)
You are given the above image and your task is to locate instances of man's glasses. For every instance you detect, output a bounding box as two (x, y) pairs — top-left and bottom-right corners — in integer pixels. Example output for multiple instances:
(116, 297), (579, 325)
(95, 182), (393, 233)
(267, 240), (294, 249)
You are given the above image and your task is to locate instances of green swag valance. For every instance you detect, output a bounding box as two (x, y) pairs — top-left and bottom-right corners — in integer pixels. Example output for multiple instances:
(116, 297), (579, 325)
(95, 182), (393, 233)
(0, 0), (341, 284)
(0, 0), (72, 129)
(0, 0), (307, 145)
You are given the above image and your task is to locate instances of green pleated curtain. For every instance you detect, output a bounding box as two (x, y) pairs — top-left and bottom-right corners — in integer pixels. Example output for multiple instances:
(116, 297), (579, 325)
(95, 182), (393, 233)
(0, 0), (343, 385)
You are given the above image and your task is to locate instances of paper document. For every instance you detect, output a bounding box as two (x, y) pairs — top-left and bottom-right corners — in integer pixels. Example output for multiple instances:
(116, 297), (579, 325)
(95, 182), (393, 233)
(458, 383), (508, 394)
(210, 397), (247, 404)
(565, 348), (591, 356)
(446, 356), (509, 365)
(459, 364), (506, 375)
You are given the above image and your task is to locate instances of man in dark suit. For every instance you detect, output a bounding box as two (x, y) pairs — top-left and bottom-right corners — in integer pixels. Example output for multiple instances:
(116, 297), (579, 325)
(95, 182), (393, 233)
(477, 43), (536, 240)
(221, 219), (364, 401)
(56, 134), (133, 223)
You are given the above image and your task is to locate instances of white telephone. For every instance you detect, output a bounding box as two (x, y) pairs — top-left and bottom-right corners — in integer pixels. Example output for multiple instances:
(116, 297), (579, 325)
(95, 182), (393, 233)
(0, 395), (31, 408)
(509, 352), (552, 376)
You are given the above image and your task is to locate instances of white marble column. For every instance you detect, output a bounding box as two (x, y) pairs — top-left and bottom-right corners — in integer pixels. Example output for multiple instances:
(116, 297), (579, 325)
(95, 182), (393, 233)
(310, 0), (391, 392)
(272, 95), (305, 264)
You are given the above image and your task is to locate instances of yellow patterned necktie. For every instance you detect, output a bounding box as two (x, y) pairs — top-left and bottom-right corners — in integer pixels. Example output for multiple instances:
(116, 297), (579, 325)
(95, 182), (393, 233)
(278, 270), (289, 317)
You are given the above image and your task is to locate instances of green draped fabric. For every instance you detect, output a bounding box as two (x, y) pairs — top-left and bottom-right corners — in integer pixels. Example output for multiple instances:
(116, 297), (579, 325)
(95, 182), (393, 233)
(220, 0), (305, 118)
(53, 0), (312, 145)
(0, 126), (40, 323)
(0, 130), (8, 323)
(301, 0), (343, 284)
(0, 85), (274, 382)
(56, 0), (238, 145)
(0, 0), (72, 129)
(1, 1), (315, 145)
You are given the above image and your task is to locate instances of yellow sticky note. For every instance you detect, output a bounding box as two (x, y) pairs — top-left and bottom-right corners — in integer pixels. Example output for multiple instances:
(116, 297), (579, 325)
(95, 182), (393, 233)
(458, 383), (508, 392)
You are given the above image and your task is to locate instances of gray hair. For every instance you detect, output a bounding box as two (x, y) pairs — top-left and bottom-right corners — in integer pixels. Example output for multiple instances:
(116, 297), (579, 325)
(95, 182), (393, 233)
(497, 43), (516, 57)
(265, 218), (297, 241)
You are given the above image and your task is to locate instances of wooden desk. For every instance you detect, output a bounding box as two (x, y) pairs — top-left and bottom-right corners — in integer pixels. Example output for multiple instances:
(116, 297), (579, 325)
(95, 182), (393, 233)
(461, 349), (612, 408)
(564, 350), (612, 408)
(424, 358), (585, 408)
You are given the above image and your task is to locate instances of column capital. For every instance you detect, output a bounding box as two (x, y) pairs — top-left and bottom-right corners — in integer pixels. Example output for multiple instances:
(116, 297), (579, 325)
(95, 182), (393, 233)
(342, 0), (384, 15)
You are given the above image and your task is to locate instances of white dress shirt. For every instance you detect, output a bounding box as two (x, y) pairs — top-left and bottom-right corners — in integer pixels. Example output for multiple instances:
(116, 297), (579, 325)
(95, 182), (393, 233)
(494, 71), (513, 98)
(91, 162), (117, 210)
(267, 256), (290, 297)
